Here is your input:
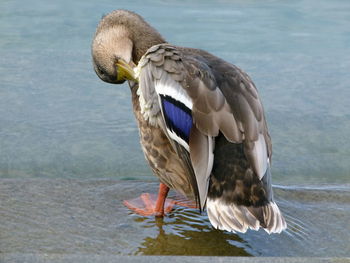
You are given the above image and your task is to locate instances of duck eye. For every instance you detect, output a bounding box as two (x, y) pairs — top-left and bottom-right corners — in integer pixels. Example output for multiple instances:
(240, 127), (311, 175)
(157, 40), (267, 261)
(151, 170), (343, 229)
(97, 66), (105, 76)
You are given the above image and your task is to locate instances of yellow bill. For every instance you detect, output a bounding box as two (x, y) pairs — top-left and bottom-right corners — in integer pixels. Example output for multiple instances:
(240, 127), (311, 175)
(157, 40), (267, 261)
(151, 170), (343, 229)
(116, 59), (138, 83)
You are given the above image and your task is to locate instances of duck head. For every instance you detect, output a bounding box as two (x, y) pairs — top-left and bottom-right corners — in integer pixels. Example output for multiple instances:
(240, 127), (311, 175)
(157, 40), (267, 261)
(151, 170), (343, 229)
(91, 10), (165, 84)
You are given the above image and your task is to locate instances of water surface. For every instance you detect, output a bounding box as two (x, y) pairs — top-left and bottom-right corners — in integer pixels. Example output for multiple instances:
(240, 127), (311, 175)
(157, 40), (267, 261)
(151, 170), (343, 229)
(0, 0), (349, 257)
(1, 179), (349, 256)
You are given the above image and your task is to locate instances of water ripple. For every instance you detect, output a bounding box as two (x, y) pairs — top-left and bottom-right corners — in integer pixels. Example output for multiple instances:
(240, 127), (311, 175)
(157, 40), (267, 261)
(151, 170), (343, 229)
(1, 179), (350, 256)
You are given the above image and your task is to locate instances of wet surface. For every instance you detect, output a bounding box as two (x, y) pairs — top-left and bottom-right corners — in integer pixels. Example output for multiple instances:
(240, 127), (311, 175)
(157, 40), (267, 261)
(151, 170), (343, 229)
(1, 179), (349, 256)
(1, 0), (350, 185)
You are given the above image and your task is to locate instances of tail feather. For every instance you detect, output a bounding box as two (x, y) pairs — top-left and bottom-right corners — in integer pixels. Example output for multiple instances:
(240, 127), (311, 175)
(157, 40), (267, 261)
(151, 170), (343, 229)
(262, 201), (287, 233)
(207, 198), (287, 234)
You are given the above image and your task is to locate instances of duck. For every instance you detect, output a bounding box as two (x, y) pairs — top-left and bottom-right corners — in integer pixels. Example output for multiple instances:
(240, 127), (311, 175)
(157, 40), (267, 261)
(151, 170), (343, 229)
(91, 9), (286, 233)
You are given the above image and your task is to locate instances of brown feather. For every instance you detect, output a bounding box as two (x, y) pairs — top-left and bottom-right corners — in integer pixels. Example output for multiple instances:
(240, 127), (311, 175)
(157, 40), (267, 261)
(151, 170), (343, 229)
(189, 126), (214, 210)
(138, 43), (273, 207)
(92, 10), (284, 233)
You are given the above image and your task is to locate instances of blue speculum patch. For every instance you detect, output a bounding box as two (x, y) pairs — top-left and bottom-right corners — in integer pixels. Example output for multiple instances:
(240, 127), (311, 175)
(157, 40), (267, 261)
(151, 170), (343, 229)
(161, 95), (192, 142)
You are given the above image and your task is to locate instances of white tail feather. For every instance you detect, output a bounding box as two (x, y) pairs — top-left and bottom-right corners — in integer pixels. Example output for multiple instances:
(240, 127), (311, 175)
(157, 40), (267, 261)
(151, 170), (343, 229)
(207, 198), (287, 234)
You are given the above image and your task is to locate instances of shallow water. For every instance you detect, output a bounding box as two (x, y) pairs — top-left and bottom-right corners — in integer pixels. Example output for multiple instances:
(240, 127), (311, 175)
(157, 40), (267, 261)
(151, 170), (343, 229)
(1, 179), (350, 257)
(0, 0), (350, 257)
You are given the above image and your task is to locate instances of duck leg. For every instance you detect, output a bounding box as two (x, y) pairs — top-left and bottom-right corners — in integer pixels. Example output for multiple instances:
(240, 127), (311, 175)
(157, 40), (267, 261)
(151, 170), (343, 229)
(153, 183), (171, 216)
(123, 183), (175, 217)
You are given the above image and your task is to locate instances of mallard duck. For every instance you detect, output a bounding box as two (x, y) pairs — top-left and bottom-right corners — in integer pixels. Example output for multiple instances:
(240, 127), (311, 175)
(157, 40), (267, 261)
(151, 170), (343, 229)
(91, 10), (286, 233)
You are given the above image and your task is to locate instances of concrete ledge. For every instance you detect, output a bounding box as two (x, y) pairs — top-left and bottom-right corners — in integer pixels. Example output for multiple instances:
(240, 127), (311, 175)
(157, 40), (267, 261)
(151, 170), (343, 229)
(1, 254), (349, 263)
(1, 179), (350, 258)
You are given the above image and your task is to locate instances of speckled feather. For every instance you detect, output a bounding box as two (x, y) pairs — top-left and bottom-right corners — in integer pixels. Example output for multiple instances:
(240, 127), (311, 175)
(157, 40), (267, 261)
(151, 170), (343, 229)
(129, 81), (198, 202)
(136, 44), (286, 233)
(91, 10), (286, 233)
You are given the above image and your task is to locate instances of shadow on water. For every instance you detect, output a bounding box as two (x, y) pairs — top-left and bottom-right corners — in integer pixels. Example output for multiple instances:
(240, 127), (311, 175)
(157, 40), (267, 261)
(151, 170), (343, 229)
(130, 183), (350, 257)
(134, 207), (251, 256)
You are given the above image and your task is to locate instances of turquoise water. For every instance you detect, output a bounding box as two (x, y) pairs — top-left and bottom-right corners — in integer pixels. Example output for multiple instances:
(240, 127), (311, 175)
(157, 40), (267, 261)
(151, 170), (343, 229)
(1, 0), (350, 257)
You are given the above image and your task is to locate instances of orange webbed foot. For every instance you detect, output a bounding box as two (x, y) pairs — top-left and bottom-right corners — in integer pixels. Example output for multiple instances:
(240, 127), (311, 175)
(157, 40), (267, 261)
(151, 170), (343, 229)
(123, 193), (175, 216)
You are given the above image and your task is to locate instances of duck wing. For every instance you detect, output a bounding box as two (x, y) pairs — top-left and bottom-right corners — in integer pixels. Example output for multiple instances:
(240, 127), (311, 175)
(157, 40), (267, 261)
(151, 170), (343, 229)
(137, 44), (286, 233)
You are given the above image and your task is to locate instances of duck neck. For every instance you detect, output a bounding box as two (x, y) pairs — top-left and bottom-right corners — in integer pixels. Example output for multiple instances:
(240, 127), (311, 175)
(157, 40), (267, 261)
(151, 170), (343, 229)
(130, 27), (166, 63)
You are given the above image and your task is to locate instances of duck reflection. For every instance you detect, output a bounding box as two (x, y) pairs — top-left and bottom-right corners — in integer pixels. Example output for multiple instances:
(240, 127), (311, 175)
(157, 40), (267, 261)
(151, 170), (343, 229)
(134, 206), (252, 256)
